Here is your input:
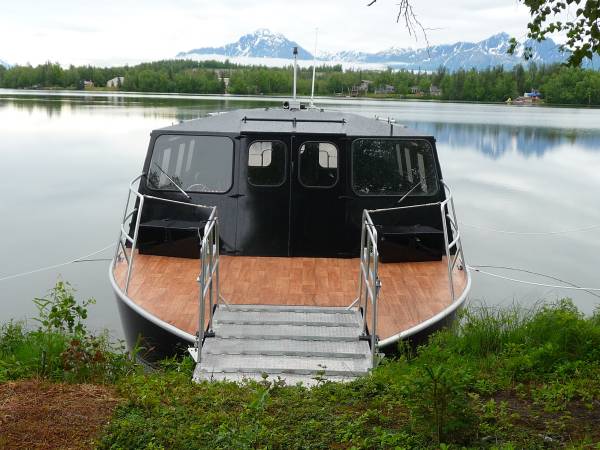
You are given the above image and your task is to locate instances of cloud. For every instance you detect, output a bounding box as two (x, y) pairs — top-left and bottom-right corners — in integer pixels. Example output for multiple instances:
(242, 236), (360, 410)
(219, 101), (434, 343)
(0, 0), (533, 66)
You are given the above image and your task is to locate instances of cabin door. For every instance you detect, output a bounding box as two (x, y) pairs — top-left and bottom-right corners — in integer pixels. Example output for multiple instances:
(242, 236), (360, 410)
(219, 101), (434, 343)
(236, 135), (346, 257)
(289, 137), (346, 256)
(235, 135), (292, 256)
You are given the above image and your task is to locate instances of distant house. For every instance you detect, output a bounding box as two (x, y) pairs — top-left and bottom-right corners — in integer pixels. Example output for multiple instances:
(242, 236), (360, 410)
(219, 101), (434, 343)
(350, 80), (373, 97)
(106, 76), (124, 88)
(429, 85), (442, 96)
(358, 80), (372, 92)
(375, 84), (395, 95)
(83, 80), (94, 89)
(410, 85), (423, 95)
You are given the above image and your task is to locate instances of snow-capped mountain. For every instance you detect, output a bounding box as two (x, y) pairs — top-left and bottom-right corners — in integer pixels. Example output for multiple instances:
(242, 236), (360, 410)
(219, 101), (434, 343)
(324, 33), (570, 70)
(177, 30), (596, 70)
(178, 29), (313, 60)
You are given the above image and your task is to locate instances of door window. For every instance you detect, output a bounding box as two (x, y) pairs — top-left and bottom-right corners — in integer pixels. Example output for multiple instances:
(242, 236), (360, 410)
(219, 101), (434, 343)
(247, 140), (287, 186)
(298, 142), (338, 188)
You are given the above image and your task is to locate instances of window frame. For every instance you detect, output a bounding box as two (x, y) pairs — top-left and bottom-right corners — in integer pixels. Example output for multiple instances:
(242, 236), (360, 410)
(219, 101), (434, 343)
(297, 140), (340, 189)
(350, 137), (439, 197)
(146, 133), (235, 195)
(247, 139), (288, 188)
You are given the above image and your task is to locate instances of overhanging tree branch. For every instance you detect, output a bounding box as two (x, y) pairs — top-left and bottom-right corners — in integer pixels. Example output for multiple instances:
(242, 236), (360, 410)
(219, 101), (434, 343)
(367, 0), (431, 52)
(509, 0), (600, 66)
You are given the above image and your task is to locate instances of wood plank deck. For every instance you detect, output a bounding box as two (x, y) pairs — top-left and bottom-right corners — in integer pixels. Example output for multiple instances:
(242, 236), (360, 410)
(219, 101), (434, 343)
(113, 253), (467, 341)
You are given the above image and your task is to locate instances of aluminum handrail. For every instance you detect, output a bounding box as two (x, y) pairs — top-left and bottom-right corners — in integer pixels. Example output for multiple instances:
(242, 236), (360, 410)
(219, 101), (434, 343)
(351, 209), (381, 367)
(113, 175), (221, 364)
(439, 181), (466, 303)
(113, 175), (146, 293)
(113, 173), (217, 294)
(349, 181), (466, 366)
(366, 180), (466, 304)
(192, 207), (220, 363)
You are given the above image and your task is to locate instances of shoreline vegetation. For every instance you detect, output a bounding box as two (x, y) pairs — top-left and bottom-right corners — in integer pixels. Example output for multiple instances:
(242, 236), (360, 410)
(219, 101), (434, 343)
(1, 59), (600, 106)
(1, 282), (599, 449)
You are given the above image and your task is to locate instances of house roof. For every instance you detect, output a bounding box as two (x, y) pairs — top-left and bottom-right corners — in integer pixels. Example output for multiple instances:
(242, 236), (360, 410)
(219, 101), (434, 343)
(156, 106), (429, 137)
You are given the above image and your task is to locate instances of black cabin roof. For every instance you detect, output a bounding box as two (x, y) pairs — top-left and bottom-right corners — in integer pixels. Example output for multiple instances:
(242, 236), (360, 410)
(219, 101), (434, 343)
(156, 107), (430, 137)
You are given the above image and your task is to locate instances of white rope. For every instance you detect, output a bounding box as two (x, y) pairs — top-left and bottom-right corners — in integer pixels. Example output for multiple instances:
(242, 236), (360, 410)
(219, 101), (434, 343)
(460, 222), (600, 235)
(467, 265), (600, 292)
(0, 242), (116, 283)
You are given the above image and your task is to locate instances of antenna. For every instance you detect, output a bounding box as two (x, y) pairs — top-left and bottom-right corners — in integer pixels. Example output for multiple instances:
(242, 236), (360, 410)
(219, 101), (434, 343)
(292, 46), (298, 100)
(310, 28), (318, 108)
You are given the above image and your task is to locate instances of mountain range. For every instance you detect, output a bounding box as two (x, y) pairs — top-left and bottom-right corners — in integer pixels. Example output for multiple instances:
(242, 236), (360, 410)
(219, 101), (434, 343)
(0, 59), (10, 68)
(178, 29), (597, 71)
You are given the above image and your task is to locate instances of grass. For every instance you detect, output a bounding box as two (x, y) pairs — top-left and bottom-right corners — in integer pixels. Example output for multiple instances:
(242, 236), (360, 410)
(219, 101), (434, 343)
(1, 282), (600, 449)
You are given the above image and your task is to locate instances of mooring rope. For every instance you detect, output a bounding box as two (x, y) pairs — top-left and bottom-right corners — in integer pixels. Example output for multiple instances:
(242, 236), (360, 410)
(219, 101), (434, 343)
(467, 265), (600, 293)
(0, 242), (116, 283)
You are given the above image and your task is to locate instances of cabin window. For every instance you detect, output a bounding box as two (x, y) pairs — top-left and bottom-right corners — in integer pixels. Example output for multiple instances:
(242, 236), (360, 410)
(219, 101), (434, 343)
(248, 140), (286, 186)
(298, 142), (338, 188)
(352, 139), (438, 196)
(148, 135), (233, 193)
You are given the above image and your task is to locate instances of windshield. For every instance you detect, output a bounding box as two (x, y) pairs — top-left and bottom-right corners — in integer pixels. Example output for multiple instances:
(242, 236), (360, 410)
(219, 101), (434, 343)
(352, 139), (438, 196)
(148, 135), (234, 193)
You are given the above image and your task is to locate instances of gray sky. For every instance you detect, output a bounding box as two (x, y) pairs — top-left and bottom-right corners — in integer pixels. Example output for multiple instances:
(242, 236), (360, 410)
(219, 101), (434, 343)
(1, 0), (532, 66)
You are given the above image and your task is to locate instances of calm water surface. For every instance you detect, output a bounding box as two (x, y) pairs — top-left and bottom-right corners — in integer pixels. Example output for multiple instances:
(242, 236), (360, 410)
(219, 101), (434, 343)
(1, 90), (599, 338)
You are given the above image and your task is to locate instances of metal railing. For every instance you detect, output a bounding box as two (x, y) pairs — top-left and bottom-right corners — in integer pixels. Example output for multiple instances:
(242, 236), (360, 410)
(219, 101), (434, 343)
(349, 209), (381, 367)
(439, 181), (466, 303)
(191, 207), (221, 363)
(349, 181), (467, 365)
(113, 175), (146, 294)
(112, 175), (219, 363)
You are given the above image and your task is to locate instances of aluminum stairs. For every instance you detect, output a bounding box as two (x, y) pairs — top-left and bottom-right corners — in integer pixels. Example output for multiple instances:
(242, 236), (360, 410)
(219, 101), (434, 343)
(192, 304), (373, 385)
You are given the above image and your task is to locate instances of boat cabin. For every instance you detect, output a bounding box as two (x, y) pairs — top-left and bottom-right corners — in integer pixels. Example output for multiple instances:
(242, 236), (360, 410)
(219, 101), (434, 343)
(135, 107), (445, 262)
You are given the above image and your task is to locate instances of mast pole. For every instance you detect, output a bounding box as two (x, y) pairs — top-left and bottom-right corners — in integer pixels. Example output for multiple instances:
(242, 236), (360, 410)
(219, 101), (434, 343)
(292, 46), (298, 100)
(310, 28), (318, 107)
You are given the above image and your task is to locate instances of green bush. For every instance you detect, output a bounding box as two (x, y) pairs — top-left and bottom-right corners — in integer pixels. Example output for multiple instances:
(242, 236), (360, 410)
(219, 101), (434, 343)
(33, 280), (95, 335)
(0, 281), (136, 383)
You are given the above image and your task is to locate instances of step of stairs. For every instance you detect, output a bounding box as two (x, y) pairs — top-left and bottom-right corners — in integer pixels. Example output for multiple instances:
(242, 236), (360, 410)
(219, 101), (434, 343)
(192, 304), (373, 386)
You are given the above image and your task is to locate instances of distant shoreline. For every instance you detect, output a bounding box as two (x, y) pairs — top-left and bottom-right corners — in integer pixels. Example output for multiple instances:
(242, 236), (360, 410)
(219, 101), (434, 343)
(2, 88), (599, 109)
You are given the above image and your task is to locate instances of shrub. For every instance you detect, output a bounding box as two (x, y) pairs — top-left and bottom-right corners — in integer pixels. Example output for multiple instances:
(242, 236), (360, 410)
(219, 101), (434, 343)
(0, 280), (136, 383)
(33, 280), (95, 335)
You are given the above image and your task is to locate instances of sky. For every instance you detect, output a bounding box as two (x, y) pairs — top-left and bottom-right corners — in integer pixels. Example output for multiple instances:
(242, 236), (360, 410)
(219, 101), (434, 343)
(0, 0), (534, 67)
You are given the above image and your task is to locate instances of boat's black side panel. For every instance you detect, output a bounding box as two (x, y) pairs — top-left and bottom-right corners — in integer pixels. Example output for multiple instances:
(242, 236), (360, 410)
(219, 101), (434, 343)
(379, 307), (459, 356)
(115, 293), (191, 364)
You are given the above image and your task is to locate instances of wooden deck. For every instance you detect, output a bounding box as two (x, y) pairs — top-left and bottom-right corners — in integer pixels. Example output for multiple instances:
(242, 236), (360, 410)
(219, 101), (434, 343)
(113, 253), (467, 341)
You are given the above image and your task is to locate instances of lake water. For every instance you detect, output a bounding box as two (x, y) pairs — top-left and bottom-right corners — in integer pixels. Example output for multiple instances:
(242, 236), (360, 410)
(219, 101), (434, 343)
(1, 90), (599, 339)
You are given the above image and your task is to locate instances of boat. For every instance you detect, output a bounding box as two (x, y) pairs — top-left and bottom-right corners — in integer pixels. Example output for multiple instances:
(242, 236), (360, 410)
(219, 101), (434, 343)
(109, 101), (471, 383)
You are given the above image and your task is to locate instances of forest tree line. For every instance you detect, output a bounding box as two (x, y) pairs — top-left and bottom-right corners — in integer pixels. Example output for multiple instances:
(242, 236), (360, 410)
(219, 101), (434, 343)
(1, 59), (599, 105)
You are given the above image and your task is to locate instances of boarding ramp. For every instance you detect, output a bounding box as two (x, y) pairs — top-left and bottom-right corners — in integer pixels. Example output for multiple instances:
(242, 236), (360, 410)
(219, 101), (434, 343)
(189, 209), (379, 385)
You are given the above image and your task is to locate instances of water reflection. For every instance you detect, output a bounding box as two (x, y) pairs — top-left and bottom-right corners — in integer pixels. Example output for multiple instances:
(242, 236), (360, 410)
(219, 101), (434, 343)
(411, 122), (600, 158)
(0, 95), (280, 123)
(4, 94), (600, 160)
